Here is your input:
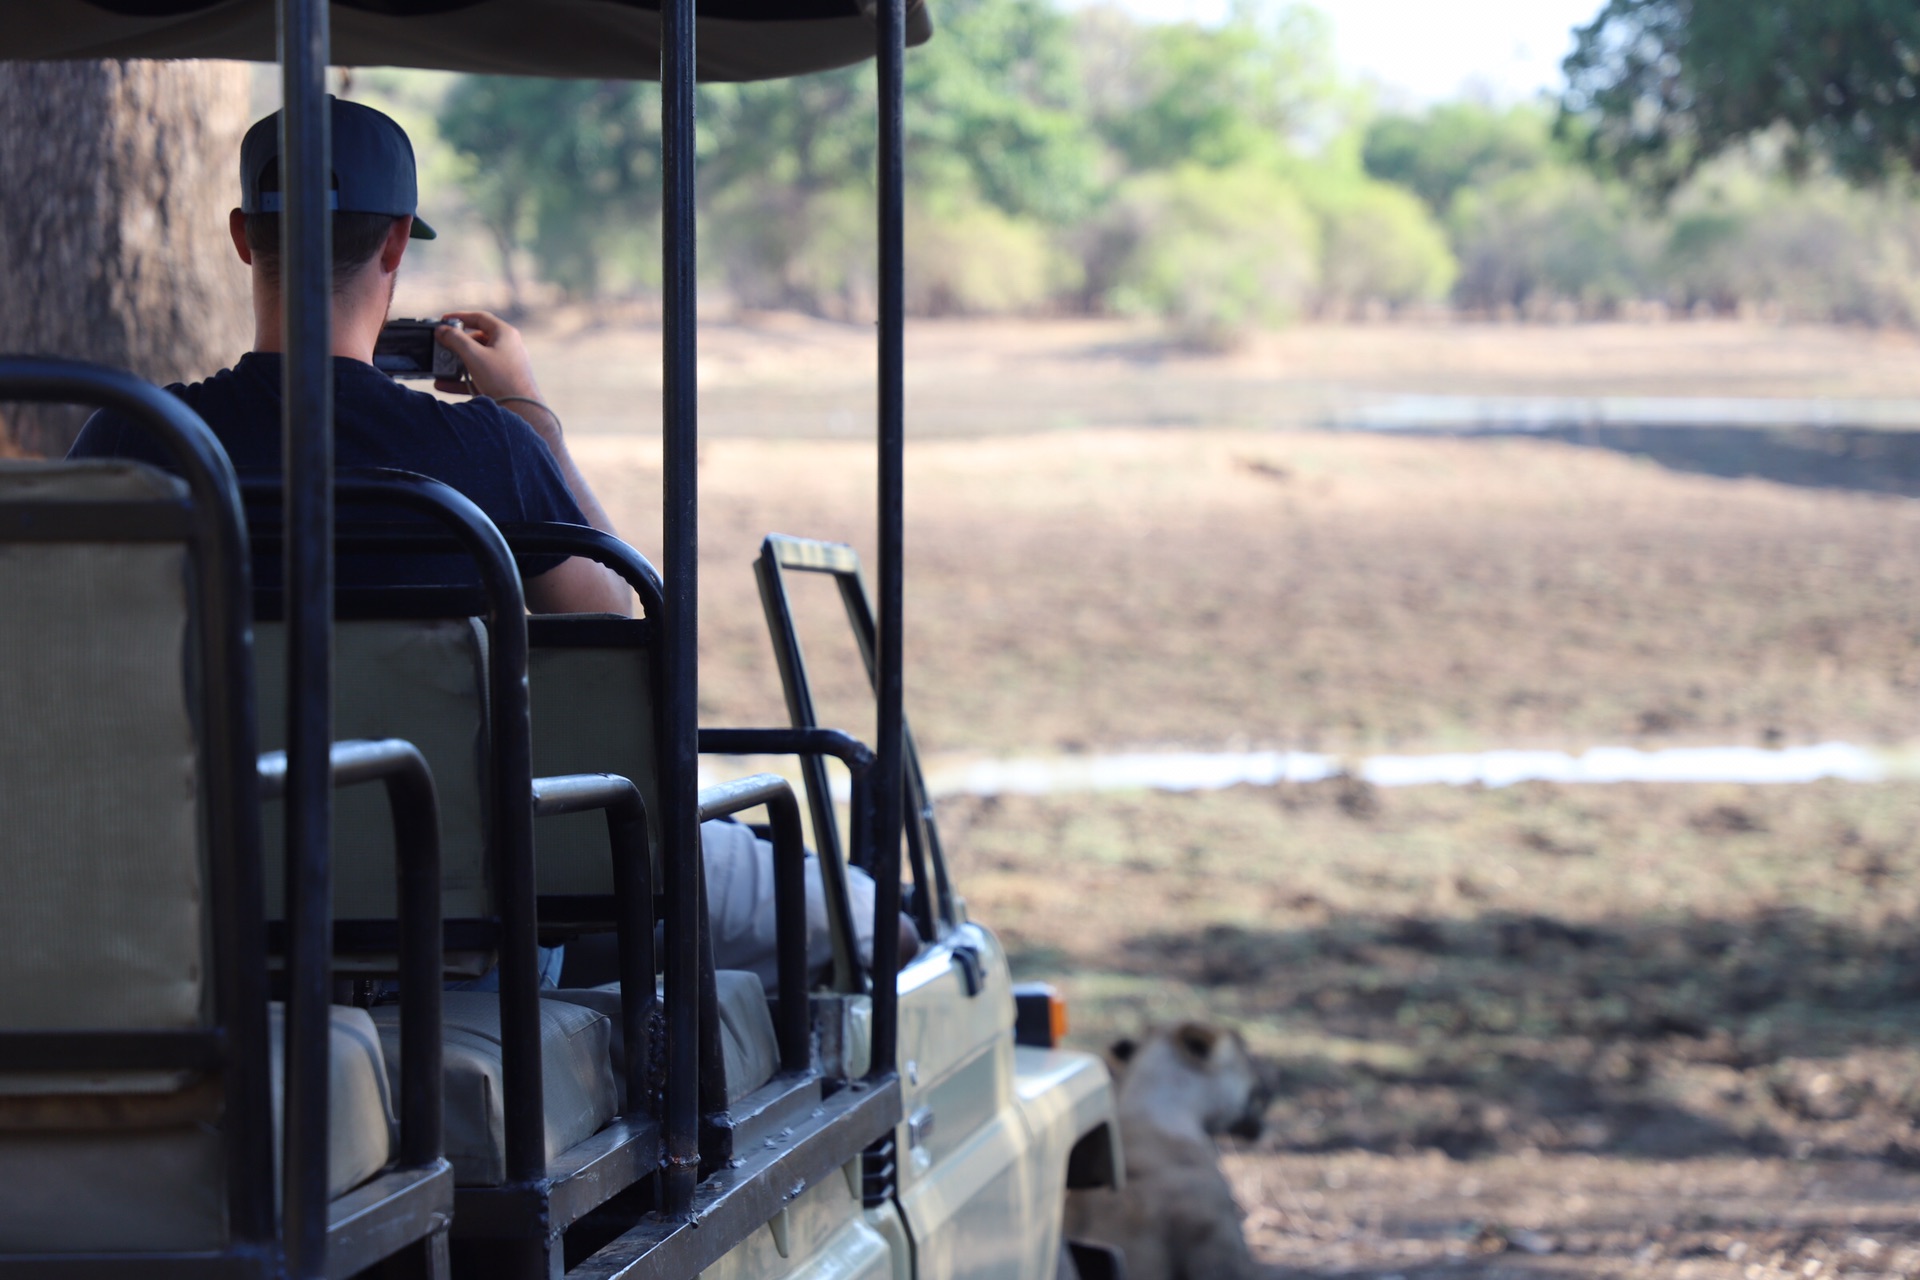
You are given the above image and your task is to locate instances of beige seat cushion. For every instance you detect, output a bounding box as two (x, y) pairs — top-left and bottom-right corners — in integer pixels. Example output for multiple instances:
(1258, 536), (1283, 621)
(269, 1003), (397, 1203)
(547, 968), (778, 1109)
(370, 992), (616, 1186)
(0, 1005), (395, 1253)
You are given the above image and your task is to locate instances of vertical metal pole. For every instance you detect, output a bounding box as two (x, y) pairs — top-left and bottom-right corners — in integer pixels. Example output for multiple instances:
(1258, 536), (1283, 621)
(278, 0), (333, 1274)
(871, 0), (907, 1078)
(659, 0), (701, 1219)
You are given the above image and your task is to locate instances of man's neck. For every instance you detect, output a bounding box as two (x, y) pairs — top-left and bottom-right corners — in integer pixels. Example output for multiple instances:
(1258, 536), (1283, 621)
(251, 284), (388, 364)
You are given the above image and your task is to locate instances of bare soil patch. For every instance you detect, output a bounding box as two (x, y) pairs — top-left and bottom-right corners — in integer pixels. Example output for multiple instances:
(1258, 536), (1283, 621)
(578, 427), (1920, 758)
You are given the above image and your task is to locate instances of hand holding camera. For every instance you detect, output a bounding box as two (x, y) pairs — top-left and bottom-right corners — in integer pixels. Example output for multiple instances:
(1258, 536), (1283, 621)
(375, 309), (556, 437)
(436, 310), (560, 441)
(373, 317), (467, 383)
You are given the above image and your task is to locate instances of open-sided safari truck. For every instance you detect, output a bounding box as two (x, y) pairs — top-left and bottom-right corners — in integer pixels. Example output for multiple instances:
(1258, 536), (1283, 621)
(0, 2), (1119, 1278)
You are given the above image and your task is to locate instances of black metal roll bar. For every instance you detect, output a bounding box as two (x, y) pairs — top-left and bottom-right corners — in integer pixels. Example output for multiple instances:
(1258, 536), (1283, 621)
(307, 472), (551, 1198)
(873, 0), (909, 1090)
(658, 0), (704, 1224)
(694, 774), (812, 1079)
(501, 521), (665, 618)
(274, 0), (338, 1266)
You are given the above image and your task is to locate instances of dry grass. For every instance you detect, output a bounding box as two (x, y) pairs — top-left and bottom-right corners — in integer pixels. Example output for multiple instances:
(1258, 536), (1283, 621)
(946, 780), (1920, 1277)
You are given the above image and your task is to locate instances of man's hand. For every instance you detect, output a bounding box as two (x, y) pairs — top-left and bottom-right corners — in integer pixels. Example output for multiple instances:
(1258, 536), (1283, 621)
(435, 309), (541, 404)
(435, 307), (631, 616)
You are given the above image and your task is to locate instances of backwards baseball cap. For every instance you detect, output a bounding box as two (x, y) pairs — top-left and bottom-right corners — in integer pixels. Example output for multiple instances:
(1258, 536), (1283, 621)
(239, 95), (436, 240)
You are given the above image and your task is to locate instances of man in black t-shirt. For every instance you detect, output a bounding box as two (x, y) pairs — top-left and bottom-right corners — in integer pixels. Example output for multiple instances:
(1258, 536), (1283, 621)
(71, 97), (921, 975)
(70, 96), (629, 615)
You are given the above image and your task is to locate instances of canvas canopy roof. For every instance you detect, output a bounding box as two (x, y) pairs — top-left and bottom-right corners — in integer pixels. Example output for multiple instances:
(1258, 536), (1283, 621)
(2, 0), (932, 81)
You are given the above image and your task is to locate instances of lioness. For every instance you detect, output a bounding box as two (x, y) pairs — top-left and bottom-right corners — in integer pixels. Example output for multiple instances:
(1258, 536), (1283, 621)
(1065, 1023), (1271, 1280)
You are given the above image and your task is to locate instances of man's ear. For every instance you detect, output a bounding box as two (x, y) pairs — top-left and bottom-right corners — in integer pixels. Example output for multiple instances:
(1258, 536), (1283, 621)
(229, 209), (252, 265)
(379, 216), (413, 274)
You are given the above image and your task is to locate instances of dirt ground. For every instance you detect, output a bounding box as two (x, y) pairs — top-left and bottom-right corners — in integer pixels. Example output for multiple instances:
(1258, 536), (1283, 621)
(555, 318), (1920, 1277)
(940, 777), (1920, 1278)
(577, 425), (1920, 759)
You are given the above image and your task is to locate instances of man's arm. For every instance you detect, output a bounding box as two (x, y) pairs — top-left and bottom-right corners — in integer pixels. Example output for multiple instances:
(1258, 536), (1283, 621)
(435, 310), (631, 616)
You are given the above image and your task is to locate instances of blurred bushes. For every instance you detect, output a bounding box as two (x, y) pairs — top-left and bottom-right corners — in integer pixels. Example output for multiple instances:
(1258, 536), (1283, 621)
(1101, 165), (1320, 348)
(1659, 167), (1920, 325)
(1300, 168), (1458, 313)
(413, 0), (1920, 343)
(1449, 167), (1654, 316)
(706, 184), (875, 318)
(906, 196), (1061, 316)
(1369, 100), (1920, 325)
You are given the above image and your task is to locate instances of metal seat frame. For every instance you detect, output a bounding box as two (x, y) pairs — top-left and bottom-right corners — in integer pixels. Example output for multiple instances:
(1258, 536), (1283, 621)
(246, 473), (907, 1278)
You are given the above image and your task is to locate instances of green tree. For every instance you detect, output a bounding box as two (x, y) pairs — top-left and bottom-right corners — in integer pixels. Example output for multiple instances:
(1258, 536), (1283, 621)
(906, 0), (1102, 223)
(439, 77), (662, 300)
(1562, 0), (1920, 194)
(1362, 101), (1559, 215)
(1661, 158), (1920, 323)
(1085, 1), (1341, 172)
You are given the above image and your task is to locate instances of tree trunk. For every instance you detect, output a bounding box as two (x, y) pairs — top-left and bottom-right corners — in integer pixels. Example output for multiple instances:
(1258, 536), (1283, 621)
(0, 60), (252, 457)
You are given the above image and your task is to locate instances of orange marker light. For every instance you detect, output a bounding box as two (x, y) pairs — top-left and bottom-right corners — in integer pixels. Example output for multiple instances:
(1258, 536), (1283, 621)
(1013, 981), (1069, 1048)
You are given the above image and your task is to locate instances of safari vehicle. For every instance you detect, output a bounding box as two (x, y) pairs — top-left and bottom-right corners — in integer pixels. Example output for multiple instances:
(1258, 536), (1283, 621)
(0, 2), (1120, 1279)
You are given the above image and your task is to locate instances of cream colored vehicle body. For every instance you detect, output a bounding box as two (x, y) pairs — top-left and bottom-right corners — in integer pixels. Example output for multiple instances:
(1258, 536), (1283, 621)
(702, 919), (1120, 1280)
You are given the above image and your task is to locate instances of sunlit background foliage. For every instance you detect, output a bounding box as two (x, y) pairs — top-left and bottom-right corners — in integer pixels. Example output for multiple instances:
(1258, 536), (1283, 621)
(356, 0), (1920, 347)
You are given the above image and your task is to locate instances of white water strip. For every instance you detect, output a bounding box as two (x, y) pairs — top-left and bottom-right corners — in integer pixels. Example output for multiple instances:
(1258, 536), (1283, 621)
(1326, 394), (1920, 433)
(916, 742), (1900, 799)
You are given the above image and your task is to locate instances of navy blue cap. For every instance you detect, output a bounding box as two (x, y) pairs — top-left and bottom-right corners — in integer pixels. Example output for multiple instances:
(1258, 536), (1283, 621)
(239, 96), (436, 240)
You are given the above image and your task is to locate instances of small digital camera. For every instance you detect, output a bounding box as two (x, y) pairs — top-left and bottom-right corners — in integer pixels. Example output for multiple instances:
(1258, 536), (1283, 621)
(374, 317), (466, 382)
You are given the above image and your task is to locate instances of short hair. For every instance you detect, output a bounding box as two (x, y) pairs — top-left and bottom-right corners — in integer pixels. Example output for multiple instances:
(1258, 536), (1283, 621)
(244, 212), (401, 293)
(243, 160), (402, 292)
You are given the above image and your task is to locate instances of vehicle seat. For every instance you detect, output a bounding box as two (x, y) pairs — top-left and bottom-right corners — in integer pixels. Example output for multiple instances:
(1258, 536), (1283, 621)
(261, 619), (627, 1184)
(257, 617), (495, 976)
(0, 461), (393, 1251)
(267, 1003), (396, 1202)
(370, 993), (617, 1186)
(548, 969), (778, 1109)
(528, 617), (661, 909)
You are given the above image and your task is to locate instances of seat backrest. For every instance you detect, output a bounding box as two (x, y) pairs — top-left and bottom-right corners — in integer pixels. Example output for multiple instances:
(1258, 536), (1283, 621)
(0, 459), (237, 1251)
(0, 461), (207, 1034)
(256, 617), (494, 970)
(528, 615), (662, 904)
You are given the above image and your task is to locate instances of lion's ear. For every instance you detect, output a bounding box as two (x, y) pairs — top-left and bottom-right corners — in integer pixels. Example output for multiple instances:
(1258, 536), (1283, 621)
(1175, 1022), (1221, 1063)
(1109, 1037), (1137, 1065)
